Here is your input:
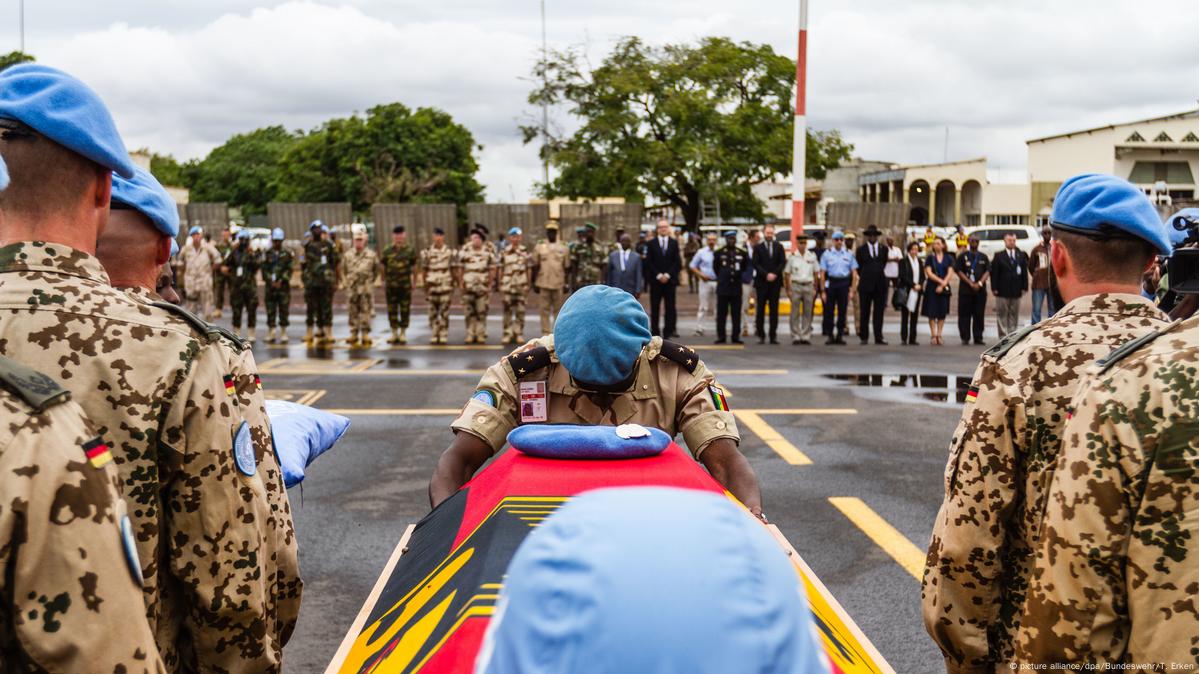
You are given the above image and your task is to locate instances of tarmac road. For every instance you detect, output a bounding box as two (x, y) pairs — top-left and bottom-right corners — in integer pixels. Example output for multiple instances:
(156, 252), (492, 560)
(215, 294), (1002, 673)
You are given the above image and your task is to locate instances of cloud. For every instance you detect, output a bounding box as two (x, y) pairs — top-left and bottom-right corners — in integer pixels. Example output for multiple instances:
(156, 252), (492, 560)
(9, 0), (1199, 201)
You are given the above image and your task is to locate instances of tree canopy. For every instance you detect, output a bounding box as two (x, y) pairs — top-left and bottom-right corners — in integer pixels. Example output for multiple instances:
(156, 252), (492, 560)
(0, 51), (34, 72)
(187, 126), (297, 215)
(523, 36), (852, 227)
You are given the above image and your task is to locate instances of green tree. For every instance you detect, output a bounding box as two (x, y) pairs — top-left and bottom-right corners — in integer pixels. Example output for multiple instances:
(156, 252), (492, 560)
(189, 126), (298, 215)
(806, 129), (853, 181)
(275, 103), (484, 211)
(524, 36), (853, 228)
(0, 51), (34, 72)
(142, 151), (197, 188)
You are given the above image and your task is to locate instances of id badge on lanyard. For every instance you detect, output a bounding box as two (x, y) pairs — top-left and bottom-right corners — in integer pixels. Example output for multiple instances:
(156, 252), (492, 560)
(519, 381), (548, 423)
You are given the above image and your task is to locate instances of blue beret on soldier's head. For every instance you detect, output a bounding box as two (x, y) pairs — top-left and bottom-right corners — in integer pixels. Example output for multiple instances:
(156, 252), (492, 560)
(831, 231), (845, 240)
(1165, 208), (1199, 249)
(508, 226), (522, 236)
(1051, 173), (1172, 255)
(111, 167), (179, 238)
(188, 225), (202, 236)
(237, 229), (251, 240)
(476, 487), (824, 674)
(272, 227), (285, 241)
(554, 285), (651, 387)
(722, 229), (737, 239)
(0, 63), (135, 180)
(309, 219), (324, 230)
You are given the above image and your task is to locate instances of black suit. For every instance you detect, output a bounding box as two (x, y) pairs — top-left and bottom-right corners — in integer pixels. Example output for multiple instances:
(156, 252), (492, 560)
(990, 249), (1029, 298)
(752, 239), (786, 340)
(897, 255), (925, 344)
(646, 236), (681, 336)
(854, 240), (891, 342)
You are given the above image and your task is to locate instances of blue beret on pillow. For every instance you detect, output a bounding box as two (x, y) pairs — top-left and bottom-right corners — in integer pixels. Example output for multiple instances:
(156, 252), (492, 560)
(507, 423), (670, 459)
(476, 487), (825, 674)
(1051, 173), (1171, 254)
(265, 400), (350, 488)
(0, 63), (135, 179)
(111, 167), (180, 237)
(554, 285), (651, 386)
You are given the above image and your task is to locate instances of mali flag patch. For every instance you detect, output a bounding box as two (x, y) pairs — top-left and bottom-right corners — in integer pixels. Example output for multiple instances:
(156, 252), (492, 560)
(709, 384), (730, 412)
(965, 385), (979, 403)
(223, 374), (235, 395)
(83, 436), (113, 469)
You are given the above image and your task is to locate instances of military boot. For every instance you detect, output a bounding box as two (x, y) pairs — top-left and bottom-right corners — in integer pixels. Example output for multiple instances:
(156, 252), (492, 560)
(304, 327), (314, 345)
(265, 327), (276, 344)
(361, 331), (373, 348)
(232, 327), (242, 338)
(348, 329), (360, 347)
(279, 329), (290, 344)
(398, 328), (407, 345)
(388, 328), (401, 345)
(247, 327), (256, 344)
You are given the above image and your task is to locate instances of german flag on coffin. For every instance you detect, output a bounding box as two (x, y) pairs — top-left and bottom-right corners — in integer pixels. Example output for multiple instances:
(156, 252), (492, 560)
(331, 427), (893, 674)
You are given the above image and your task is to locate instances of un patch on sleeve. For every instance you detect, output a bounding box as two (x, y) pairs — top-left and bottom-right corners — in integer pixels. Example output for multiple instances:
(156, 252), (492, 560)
(472, 390), (497, 407)
(119, 515), (144, 587)
(233, 421), (257, 477)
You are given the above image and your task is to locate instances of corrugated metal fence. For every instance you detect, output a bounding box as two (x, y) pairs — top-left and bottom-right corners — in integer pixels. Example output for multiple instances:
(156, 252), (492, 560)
(371, 204), (460, 252)
(560, 203), (644, 244)
(267, 202), (354, 242)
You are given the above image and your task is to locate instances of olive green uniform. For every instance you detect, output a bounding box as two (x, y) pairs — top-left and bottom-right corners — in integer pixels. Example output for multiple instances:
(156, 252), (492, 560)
(261, 247), (294, 332)
(1016, 314), (1199, 666)
(569, 240), (607, 291)
(224, 244), (261, 332)
(213, 238), (233, 316)
(381, 243), (417, 335)
(499, 245), (531, 343)
(923, 294), (1169, 672)
(420, 243), (456, 344)
(532, 239), (569, 333)
(302, 239), (339, 340)
(458, 244), (496, 343)
(0, 357), (167, 674)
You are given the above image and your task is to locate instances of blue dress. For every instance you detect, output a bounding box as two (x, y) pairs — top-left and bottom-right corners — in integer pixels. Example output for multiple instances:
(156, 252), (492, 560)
(922, 253), (953, 319)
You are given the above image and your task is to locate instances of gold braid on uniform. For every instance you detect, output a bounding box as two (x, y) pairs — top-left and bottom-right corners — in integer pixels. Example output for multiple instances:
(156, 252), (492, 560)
(658, 340), (700, 373)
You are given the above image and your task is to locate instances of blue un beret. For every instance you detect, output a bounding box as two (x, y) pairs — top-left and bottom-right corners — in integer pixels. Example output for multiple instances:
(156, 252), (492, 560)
(0, 64), (135, 180)
(111, 167), (180, 238)
(272, 227), (285, 241)
(188, 225), (202, 236)
(1165, 208), (1199, 249)
(1051, 173), (1171, 255)
(476, 487), (824, 674)
(170, 239), (179, 258)
(554, 286), (651, 387)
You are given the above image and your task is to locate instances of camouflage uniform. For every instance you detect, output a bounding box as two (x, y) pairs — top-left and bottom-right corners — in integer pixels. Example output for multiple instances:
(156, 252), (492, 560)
(261, 246), (294, 332)
(0, 242), (299, 672)
(213, 238), (233, 316)
(1016, 314), (1199, 665)
(179, 239), (221, 319)
(420, 243), (456, 344)
(302, 238), (339, 340)
(569, 240), (607, 291)
(381, 242), (417, 336)
(342, 246), (379, 339)
(922, 293), (1169, 672)
(224, 243), (261, 333)
(499, 244), (531, 343)
(458, 244), (496, 344)
(0, 356), (166, 674)
(532, 238), (569, 334)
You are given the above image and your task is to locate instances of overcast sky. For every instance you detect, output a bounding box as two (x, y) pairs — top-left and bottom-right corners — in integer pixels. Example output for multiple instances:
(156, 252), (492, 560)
(3, 1), (1196, 199)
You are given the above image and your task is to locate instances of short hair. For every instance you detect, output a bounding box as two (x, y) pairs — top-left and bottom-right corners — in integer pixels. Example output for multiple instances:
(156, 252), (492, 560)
(1053, 229), (1155, 284)
(0, 133), (104, 222)
(746, 229), (760, 239)
(907, 241), (921, 252)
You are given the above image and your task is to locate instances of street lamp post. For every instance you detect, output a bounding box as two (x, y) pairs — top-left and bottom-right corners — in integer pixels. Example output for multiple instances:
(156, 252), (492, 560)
(19, 0), (25, 52)
(790, 0), (808, 244)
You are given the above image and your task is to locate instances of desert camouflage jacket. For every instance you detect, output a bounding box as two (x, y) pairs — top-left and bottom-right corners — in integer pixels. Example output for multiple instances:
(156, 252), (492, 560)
(342, 247), (379, 295)
(922, 293), (1169, 673)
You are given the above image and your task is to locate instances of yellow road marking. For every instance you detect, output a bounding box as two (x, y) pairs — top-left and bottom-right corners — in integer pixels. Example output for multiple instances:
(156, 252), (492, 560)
(298, 390), (327, 406)
(828, 497), (924, 581)
(733, 411), (813, 465)
(741, 408), (859, 415)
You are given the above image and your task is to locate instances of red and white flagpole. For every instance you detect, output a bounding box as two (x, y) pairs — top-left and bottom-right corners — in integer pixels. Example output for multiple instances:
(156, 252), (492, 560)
(790, 0), (809, 244)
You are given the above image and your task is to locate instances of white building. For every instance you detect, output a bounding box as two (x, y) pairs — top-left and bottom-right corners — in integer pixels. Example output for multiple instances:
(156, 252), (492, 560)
(858, 158), (1030, 229)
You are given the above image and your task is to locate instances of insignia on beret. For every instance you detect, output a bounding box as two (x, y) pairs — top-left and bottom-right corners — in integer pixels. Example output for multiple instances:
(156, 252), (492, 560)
(119, 515), (144, 587)
(233, 421), (256, 477)
(508, 346), (551, 379)
(472, 389), (497, 407)
(0, 355), (70, 412)
(658, 340), (699, 374)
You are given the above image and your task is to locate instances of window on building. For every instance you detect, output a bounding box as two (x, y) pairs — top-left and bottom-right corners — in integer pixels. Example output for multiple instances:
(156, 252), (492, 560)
(964, 214), (981, 227)
(1035, 215), (1052, 227)
(985, 214), (1029, 226)
(1154, 131), (1173, 142)
(1183, 132), (1199, 142)
(1169, 190), (1195, 201)
(1128, 161), (1195, 184)
(1126, 131), (1146, 142)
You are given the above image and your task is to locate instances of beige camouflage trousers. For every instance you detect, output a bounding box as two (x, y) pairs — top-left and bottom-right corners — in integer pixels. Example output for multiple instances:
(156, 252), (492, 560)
(186, 280), (214, 319)
(538, 288), (561, 334)
(463, 290), (489, 342)
(428, 292), (452, 342)
(348, 290), (374, 331)
(502, 294), (526, 343)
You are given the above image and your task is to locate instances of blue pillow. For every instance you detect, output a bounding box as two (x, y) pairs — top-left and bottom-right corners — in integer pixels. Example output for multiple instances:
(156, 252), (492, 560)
(507, 423), (670, 459)
(265, 400), (350, 487)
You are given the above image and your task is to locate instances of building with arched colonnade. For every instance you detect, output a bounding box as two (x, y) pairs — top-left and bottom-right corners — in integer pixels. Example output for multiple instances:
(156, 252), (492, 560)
(858, 158), (1030, 229)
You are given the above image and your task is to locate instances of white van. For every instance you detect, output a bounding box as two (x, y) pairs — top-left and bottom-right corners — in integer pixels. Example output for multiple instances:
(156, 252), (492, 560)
(966, 225), (1040, 258)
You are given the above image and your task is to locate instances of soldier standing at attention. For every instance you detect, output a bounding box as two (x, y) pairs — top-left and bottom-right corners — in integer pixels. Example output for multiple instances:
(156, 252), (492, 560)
(224, 229), (261, 343)
(261, 228), (294, 344)
(301, 220), (339, 346)
(381, 225), (417, 344)
(0, 64), (299, 671)
(180, 225), (221, 318)
(457, 228), (496, 344)
(499, 226), (532, 344)
(429, 285), (764, 522)
(419, 227), (456, 345)
(1016, 311), (1199, 665)
(342, 229), (379, 347)
(569, 222), (606, 291)
(531, 220), (569, 333)
(922, 174), (1173, 672)
(212, 227), (233, 318)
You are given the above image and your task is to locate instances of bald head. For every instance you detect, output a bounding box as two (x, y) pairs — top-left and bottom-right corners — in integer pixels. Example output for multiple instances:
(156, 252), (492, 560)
(96, 207), (171, 292)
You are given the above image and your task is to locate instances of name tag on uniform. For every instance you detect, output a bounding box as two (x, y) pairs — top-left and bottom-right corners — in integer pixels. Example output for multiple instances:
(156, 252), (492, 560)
(236, 266), (243, 277)
(321, 255), (328, 265)
(518, 380), (548, 423)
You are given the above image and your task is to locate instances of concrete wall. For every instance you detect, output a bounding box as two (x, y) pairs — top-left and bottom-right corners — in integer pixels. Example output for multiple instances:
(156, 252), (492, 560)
(1027, 129), (1117, 183)
(983, 183), (1031, 217)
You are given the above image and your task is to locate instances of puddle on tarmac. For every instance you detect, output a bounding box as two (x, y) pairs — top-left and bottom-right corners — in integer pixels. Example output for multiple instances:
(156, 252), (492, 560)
(824, 374), (973, 405)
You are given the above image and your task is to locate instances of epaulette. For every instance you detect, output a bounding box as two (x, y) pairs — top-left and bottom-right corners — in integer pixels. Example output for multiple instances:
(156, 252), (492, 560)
(508, 346), (552, 379)
(0, 355), (70, 412)
(658, 340), (700, 374)
(1094, 328), (1168, 375)
(983, 324), (1038, 360)
(150, 301), (247, 349)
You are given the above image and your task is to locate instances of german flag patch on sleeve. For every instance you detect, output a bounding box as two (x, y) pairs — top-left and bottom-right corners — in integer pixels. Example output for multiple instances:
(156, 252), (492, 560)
(965, 385), (979, 403)
(83, 436), (113, 469)
(223, 374), (235, 395)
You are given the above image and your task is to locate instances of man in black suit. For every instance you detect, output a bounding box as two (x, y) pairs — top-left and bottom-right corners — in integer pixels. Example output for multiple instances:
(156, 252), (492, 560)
(990, 233), (1029, 338)
(854, 224), (890, 344)
(753, 225), (786, 344)
(646, 218), (681, 337)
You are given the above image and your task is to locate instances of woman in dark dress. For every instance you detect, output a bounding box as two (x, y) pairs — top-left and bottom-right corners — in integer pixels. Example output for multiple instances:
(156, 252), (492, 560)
(922, 237), (955, 345)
